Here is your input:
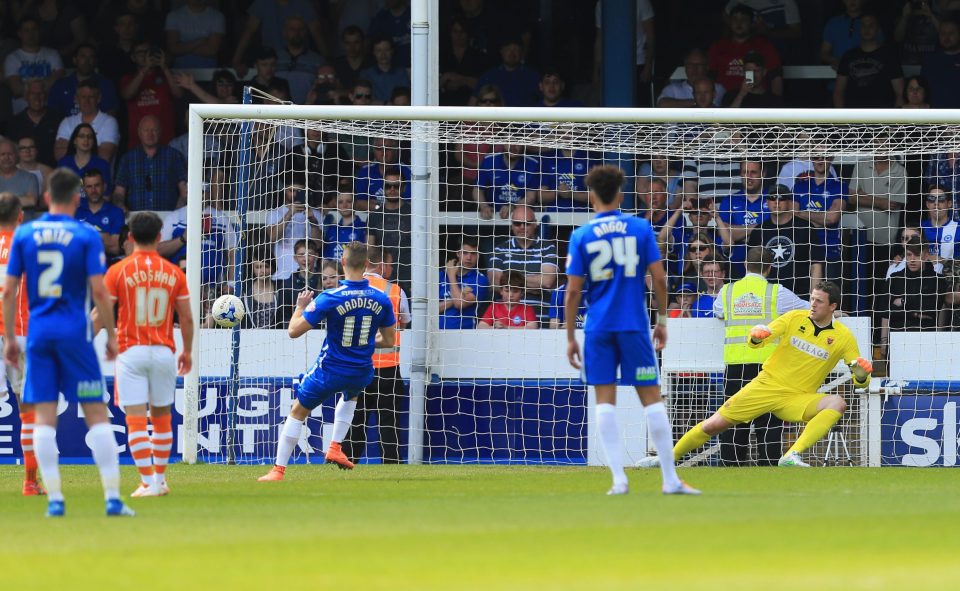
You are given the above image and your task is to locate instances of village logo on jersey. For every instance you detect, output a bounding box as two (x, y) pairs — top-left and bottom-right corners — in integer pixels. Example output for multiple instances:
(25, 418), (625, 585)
(790, 336), (829, 360)
(732, 292), (763, 316)
(765, 235), (795, 268)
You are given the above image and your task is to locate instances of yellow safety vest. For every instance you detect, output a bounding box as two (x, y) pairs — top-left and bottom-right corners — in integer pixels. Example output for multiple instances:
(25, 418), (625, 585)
(720, 275), (779, 364)
(365, 274), (401, 368)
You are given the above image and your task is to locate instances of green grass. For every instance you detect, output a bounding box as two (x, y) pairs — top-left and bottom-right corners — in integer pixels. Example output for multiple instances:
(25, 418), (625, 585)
(2, 465), (959, 590)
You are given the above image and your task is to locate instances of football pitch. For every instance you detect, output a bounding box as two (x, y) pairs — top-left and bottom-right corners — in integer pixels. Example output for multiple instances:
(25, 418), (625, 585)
(2, 465), (958, 591)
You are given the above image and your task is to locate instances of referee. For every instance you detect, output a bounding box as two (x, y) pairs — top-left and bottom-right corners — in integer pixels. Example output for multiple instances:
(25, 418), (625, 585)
(713, 247), (808, 466)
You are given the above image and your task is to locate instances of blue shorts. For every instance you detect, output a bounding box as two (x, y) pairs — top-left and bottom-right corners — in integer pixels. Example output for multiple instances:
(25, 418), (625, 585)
(583, 330), (659, 386)
(297, 364), (374, 410)
(23, 338), (104, 404)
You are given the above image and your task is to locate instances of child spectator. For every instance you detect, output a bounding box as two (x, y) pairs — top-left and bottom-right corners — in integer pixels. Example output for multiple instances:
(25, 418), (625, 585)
(477, 270), (538, 329)
(322, 192), (367, 260)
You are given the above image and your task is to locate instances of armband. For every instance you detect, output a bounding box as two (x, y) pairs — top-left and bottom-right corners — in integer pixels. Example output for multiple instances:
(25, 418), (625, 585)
(656, 315), (668, 327)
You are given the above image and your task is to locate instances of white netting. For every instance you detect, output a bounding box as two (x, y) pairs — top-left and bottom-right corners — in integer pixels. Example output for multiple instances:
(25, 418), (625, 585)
(186, 106), (960, 467)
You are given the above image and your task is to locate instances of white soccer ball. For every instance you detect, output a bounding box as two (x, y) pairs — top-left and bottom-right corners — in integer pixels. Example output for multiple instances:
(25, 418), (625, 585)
(211, 294), (245, 328)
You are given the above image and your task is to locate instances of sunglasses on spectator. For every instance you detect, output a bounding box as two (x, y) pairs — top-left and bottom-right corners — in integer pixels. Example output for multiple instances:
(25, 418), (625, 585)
(17, 145), (36, 151)
(689, 244), (710, 252)
(927, 194), (950, 202)
(384, 182), (401, 188)
(353, 92), (372, 99)
(512, 220), (536, 226)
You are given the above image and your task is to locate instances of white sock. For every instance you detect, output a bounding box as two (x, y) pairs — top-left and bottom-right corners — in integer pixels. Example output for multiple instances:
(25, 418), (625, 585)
(34, 425), (63, 502)
(88, 423), (120, 501)
(596, 403), (627, 487)
(275, 416), (303, 467)
(644, 401), (682, 489)
(331, 397), (357, 444)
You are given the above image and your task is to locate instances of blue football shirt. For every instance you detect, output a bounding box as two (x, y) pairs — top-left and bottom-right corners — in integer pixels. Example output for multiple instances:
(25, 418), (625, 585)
(566, 210), (661, 332)
(792, 177), (848, 261)
(7, 213), (106, 342)
(541, 150), (594, 212)
(302, 279), (397, 374)
(476, 152), (541, 207)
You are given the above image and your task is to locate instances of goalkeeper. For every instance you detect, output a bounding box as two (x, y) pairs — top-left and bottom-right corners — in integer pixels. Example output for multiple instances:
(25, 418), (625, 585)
(639, 281), (872, 468)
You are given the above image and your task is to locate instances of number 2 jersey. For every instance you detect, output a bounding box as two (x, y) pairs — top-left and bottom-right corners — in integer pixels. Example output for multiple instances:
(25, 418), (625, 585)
(103, 251), (190, 353)
(6, 214), (105, 343)
(565, 209), (661, 332)
(0, 229), (29, 337)
(303, 279), (396, 375)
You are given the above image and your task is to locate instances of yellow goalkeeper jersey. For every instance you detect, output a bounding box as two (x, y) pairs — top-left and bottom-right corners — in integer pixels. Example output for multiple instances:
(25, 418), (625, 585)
(752, 309), (861, 393)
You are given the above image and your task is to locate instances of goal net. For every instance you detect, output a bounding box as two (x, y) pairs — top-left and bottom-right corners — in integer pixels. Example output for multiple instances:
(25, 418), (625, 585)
(182, 104), (960, 468)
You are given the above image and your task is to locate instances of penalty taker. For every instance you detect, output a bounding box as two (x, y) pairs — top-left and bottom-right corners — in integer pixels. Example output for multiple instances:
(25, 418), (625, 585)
(638, 281), (873, 469)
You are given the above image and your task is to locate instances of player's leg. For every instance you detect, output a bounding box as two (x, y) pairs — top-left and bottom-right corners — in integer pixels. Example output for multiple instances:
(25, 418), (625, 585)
(634, 384), (697, 494)
(259, 395), (312, 481)
(327, 389), (365, 470)
(778, 393), (846, 466)
(23, 342), (65, 515)
(342, 388), (369, 464)
(147, 347), (177, 494)
(9, 338), (43, 494)
(583, 331), (628, 494)
(117, 347), (156, 496)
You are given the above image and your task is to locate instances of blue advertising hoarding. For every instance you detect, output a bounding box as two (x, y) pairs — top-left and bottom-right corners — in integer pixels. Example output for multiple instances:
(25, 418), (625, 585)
(881, 395), (960, 466)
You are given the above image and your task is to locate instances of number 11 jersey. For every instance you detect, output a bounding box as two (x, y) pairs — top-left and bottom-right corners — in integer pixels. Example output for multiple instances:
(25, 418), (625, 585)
(565, 210), (661, 332)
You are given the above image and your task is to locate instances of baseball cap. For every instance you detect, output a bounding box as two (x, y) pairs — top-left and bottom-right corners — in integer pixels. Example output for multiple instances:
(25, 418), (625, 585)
(676, 282), (698, 294)
(765, 184), (793, 200)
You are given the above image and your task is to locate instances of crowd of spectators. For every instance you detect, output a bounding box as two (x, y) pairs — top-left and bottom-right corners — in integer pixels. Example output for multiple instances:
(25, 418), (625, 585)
(0, 1), (953, 358)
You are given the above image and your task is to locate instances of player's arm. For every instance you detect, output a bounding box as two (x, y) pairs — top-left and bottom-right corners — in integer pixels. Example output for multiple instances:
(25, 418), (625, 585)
(648, 259), (669, 350)
(375, 324), (396, 349)
(89, 273), (118, 360)
(287, 289), (317, 339)
(174, 295), (194, 375)
(748, 312), (790, 348)
(2, 274), (19, 343)
(844, 341), (872, 389)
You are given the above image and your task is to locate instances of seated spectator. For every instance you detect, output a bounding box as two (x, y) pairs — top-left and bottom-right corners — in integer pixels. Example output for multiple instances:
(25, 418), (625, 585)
(113, 115), (187, 211)
(336, 80), (376, 169)
(4, 79), (60, 166)
(444, 85), (500, 208)
(370, 0), (411, 68)
(276, 16), (327, 104)
(636, 155), (682, 209)
(668, 231), (719, 294)
(776, 149), (839, 189)
(659, 197), (723, 277)
(667, 282), (699, 318)
(792, 155), (848, 283)
(75, 169), (124, 262)
(682, 151), (742, 202)
(243, 253), (283, 329)
(439, 237), (490, 329)
(921, 185), (959, 264)
(715, 159), (770, 278)
(305, 65), (349, 105)
(474, 38), (539, 107)
(19, 0), (88, 60)
(57, 123), (112, 195)
(360, 36), (409, 104)
(121, 41), (182, 148)
(320, 258), (341, 291)
(278, 238), (322, 320)
(164, 0), (225, 68)
(366, 167), (411, 293)
(16, 136), (51, 194)
(354, 137), (412, 208)
(820, 0), (871, 70)
(850, 151), (908, 295)
(489, 205), (558, 323)
(0, 139), (39, 214)
(334, 26), (373, 92)
(747, 184), (823, 299)
(440, 15), (491, 106)
(708, 4), (782, 97)
(173, 69), (240, 105)
(902, 75), (931, 109)
(54, 79), (120, 162)
(922, 17), (960, 108)
(263, 179), (323, 280)
(723, 0), (801, 60)
(548, 281), (587, 329)
(657, 48), (725, 108)
(4, 16), (64, 113)
(158, 169), (238, 290)
(539, 147), (595, 212)
(47, 44), (119, 117)
(477, 270), (538, 329)
(691, 257), (726, 317)
(536, 69), (583, 108)
(473, 144), (542, 219)
(390, 86), (411, 105)
(322, 192), (367, 260)
(639, 177), (672, 234)
(925, 151), (960, 198)
(834, 12), (904, 108)
(887, 226), (929, 278)
(723, 51), (783, 108)
(885, 236), (945, 331)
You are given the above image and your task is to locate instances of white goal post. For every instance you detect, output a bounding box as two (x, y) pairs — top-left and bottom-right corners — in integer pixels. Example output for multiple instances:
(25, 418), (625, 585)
(183, 105), (960, 467)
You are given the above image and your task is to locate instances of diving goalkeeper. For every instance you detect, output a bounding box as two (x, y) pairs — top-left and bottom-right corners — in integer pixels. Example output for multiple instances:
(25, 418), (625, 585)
(639, 281), (872, 468)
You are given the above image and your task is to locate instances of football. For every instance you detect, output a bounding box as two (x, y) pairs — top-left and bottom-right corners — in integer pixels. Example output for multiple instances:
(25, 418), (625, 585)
(211, 294), (245, 328)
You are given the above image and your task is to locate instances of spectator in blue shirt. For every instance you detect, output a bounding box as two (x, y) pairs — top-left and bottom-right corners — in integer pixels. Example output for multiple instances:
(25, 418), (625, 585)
(75, 169), (124, 262)
(474, 144), (542, 219)
(439, 237), (490, 329)
(474, 38), (539, 107)
(360, 36), (410, 104)
(792, 155), (848, 283)
(57, 123), (112, 196)
(690, 257), (726, 318)
(112, 115), (187, 211)
(47, 44), (119, 116)
(540, 148), (595, 212)
(715, 159), (770, 278)
(536, 69), (583, 108)
(921, 184), (959, 263)
(924, 151), (960, 197)
(922, 18), (960, 109)
(548, 282), (587, 329)
(354, 137), (412, 208)
(322, 192), (367, 259)
(369, 0), (412, 69)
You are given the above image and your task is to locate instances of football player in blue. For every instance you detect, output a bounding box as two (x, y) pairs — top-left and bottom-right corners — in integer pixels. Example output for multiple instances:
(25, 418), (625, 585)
(565, 165), (700, 496)
(2, 168), (133, 517)
(259, 241), (396, 481)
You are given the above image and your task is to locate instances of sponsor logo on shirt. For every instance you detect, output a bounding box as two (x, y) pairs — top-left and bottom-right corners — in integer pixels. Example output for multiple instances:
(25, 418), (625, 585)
(732, 292), (763, 316)
(790, 336), (829, 361)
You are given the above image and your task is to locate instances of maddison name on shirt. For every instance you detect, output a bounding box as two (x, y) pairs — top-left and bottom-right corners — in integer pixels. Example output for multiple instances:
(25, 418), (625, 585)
(336, 297), (383, 316)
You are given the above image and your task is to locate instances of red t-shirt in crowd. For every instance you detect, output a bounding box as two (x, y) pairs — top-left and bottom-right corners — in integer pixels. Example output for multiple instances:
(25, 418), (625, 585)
(707, 36), (782, 93)
(479, 302), (537, 328)
(121, 67), (176, 148)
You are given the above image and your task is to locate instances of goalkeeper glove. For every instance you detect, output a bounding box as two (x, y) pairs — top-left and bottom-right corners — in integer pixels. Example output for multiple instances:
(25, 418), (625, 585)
(849, 357), (873, 386)
(748, 324), (771, 345)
